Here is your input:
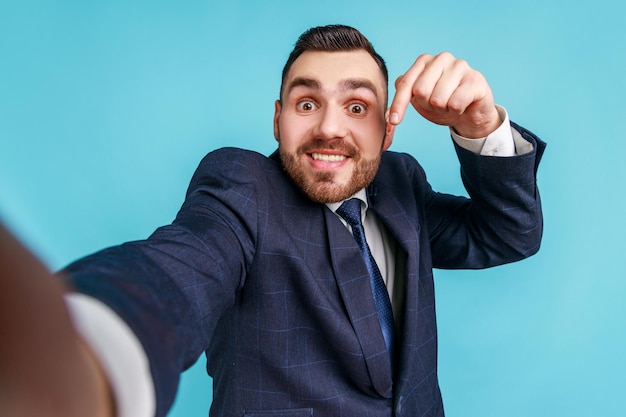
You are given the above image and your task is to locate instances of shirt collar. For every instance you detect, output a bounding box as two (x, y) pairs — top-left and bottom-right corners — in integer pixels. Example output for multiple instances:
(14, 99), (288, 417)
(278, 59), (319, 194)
(326, 188), (369, 215)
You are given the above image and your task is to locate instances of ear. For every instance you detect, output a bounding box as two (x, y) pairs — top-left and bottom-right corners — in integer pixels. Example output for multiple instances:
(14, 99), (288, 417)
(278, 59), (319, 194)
(273, 100), (282, 142)
(382, 109), (395, 151)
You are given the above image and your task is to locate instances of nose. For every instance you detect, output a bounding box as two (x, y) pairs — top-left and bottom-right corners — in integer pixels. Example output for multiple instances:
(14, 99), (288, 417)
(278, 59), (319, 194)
(315, 104), (347, 140)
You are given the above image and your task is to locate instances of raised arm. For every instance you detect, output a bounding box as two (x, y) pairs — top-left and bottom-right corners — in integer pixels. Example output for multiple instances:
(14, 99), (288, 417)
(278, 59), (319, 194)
(385, 52), (545, 268)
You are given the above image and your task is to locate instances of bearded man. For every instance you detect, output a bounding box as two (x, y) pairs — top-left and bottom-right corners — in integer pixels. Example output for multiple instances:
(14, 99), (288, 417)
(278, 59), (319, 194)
(0, 24), (545, 417)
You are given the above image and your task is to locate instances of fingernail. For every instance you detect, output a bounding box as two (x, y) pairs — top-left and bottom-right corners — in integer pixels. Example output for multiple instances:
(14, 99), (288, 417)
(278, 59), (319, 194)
(390, 112), (399, 124)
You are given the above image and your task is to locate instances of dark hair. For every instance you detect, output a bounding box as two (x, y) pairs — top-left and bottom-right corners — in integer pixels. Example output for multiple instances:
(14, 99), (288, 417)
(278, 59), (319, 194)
(280, 24), (388, 100)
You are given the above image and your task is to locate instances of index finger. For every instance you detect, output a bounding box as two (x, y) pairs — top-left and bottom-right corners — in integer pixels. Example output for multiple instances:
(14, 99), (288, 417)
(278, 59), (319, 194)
(388, 54), (431, 125)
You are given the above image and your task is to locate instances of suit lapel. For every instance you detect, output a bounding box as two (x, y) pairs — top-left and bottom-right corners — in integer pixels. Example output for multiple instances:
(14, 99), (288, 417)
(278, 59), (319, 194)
(325, 207), (394, 398)
(366, 181), (421, 257)
(366, 180), (423, 386)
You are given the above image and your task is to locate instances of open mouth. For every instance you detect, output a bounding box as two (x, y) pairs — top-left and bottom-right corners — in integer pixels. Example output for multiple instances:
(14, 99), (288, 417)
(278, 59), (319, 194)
(310, 153), (347, 162)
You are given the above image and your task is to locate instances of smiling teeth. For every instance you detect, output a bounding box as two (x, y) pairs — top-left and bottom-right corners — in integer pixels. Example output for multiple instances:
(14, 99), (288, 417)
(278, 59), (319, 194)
(311, 153), (346, 162)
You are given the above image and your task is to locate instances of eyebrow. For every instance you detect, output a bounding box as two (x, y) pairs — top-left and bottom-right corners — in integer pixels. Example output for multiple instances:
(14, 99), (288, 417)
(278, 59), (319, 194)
(285, 77), (380, 99)
(286, 77), (321, 94)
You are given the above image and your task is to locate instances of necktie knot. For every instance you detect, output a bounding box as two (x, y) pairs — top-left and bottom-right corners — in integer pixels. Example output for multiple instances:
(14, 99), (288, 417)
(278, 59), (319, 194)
(336, 198), (362, 228)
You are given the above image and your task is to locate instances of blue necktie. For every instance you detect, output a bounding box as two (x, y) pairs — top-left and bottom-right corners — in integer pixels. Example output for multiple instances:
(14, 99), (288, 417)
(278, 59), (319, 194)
(336, 198), (395, 366)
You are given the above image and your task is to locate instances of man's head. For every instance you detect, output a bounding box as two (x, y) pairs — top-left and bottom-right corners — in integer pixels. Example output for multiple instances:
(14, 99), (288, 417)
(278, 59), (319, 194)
(274, 25), (395, 203)
(279, 25), (389, 103)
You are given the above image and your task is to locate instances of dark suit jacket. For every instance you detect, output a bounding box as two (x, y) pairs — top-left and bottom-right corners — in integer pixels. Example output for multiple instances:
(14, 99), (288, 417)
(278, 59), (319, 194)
(65, 123), (545, 417)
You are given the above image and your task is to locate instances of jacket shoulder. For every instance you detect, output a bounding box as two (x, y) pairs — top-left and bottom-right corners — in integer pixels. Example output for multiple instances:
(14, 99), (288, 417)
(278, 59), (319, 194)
(188, 147), (281, 190)
(377, 150), (428, 184)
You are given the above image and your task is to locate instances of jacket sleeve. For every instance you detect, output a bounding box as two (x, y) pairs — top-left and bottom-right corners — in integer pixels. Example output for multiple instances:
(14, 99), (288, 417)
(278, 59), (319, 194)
(62, 148), (260, 416)
(426, 122), (546, 269)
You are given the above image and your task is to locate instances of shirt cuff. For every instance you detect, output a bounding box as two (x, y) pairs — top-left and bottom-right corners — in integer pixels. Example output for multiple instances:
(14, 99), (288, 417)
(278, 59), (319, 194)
(451, 105), (533, 156)
(65, 293), (156, 417)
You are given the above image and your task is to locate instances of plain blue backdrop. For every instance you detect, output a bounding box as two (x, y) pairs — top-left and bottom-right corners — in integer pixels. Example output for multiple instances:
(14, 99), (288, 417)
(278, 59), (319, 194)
(1, 1), (624, 416)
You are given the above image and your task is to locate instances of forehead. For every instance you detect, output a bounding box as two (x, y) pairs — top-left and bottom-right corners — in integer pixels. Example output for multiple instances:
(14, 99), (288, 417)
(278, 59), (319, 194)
(283, 50), (387, 99)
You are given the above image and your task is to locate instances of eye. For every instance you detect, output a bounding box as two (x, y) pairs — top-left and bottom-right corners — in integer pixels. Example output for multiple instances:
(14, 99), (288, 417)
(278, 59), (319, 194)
(348, 103), (366, 115)
(297, 100), (317, 112)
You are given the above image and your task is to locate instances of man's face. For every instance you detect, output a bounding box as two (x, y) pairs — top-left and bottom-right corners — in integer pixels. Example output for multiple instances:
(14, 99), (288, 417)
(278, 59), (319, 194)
(274, 50), (394, 203)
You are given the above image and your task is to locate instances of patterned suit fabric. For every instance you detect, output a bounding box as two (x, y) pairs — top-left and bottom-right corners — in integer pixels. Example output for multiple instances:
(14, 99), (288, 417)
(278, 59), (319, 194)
(64, 122), (545, 417)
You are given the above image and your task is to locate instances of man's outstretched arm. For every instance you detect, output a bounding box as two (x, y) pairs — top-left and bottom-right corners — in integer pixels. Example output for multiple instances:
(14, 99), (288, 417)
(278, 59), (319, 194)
(0, 223), (114, 417)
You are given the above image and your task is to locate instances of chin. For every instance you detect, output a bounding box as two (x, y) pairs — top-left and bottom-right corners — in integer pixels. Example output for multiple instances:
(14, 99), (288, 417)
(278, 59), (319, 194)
(300, 178), (365, 204)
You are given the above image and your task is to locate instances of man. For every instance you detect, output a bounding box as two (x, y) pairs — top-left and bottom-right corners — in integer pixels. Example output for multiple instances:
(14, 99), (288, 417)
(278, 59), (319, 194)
(0, 24), (545, 416)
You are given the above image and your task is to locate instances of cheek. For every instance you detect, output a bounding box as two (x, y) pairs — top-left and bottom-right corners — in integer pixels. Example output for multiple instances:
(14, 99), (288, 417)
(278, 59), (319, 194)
(278, 117), (308, 147)
(353, 121), (386, 153)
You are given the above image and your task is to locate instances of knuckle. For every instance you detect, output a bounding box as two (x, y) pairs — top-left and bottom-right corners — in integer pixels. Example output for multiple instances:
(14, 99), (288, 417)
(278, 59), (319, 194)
(394, 75), (407, 89)
(429, 95), (447, 108)
(436, 51), (455, 62)
(463, 70), (485, 88)
(416, 53), (434, 63)
(447, 99), (465, 113)
(468, 69), (485, 83)
(452, 58), (469, 71)
(413, 84), (430, 99)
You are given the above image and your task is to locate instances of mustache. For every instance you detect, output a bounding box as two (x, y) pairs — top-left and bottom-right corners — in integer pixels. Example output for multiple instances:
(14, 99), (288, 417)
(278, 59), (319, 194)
(296, 139), (358, 157)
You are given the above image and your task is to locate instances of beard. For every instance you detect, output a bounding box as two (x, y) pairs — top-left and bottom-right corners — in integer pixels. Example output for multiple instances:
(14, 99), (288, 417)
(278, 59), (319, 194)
(279, 138), (382, 204)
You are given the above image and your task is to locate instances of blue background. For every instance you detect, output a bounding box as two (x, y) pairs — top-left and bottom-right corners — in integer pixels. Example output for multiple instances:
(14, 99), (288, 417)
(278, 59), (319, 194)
(1, 1), (624, 416)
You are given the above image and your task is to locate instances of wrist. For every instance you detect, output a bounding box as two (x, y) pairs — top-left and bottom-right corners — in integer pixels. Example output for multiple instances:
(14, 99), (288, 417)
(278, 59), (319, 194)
(453, 106), (502, 139)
